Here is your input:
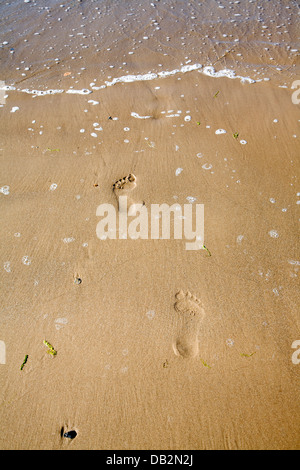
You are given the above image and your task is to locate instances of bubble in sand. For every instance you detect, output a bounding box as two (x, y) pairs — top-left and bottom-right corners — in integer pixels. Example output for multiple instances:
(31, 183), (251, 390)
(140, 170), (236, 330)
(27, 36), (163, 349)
(288, 260), (300, 266)
(146, 310), (155, 320)
(4, 262), (11, 273)
(269, 230), (279, 238)
(175, 168), (183, 176)
(55, 318), (68, 330)
(202, 163), (212, 170)
(131, 112), (151, 119)
(49, 183), (57, 191)
(88, 100), (99, 106)
(0, 186), (10, 195)
(22, 256), (31, 265)
(184, 115), (192, 122)
(215, 129), (226, 135)
(66, 89), (92, 95)
(240, 140), (248, 145)
(63, 237), (75, 244)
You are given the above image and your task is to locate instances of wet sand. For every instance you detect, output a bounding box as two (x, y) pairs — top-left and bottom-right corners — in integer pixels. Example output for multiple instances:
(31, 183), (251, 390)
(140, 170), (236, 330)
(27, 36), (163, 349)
(0, 0), (299, 450)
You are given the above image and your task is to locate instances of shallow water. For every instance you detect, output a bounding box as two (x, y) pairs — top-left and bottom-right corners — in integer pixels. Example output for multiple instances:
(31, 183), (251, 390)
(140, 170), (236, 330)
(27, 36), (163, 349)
(0, 0), (299, 92)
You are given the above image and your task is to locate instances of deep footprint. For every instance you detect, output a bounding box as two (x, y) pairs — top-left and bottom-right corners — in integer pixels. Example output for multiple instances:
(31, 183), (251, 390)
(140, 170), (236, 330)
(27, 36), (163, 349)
(113, 173), (137, 211)
(173, 290), (205, 358)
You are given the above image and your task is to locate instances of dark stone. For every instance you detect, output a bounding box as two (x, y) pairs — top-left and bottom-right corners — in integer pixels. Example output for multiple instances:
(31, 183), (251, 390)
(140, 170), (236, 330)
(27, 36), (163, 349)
(63, 430), (77, 439)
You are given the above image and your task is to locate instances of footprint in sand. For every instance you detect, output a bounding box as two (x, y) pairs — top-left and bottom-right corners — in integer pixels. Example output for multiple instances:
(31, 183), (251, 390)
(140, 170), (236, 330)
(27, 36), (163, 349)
(173, 290), (205, 358)
(113, 173), (137, 212)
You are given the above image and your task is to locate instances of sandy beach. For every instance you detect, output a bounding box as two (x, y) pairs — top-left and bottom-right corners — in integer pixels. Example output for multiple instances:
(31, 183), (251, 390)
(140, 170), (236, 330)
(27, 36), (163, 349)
(0, 0), (299, 450)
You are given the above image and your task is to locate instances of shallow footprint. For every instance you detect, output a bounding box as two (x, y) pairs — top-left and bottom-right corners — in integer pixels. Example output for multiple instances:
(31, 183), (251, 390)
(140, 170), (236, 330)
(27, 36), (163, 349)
(113, 173), (137, 212)
(173, 290), (205, 358)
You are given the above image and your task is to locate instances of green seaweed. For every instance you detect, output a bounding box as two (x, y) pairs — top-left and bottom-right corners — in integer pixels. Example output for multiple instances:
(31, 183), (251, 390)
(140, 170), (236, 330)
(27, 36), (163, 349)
(43, 340), (57, 357)
(213, 91), (220, 98)
(47, 349), (57, 356)
(20, 355), (28, 371)
(203, 245), (212, 257)
(240, 352), (256, 358)
(196, 121), (201, 126)
(233, 132), (239, 140)
(200, 359), (211, 368)
(46, 148), (60, 152)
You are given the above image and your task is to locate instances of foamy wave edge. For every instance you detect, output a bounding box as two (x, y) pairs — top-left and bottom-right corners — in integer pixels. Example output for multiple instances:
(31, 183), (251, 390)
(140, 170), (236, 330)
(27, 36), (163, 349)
(0, 64), (256, 97)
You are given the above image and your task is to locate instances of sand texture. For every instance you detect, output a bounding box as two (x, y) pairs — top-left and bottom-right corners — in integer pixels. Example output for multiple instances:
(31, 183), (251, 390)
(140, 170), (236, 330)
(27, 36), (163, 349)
(0, 0), (299, 450)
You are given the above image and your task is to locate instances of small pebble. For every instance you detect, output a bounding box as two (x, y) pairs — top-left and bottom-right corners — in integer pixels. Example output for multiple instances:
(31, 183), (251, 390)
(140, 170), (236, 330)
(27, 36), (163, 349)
(63, 430), (77, 439)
